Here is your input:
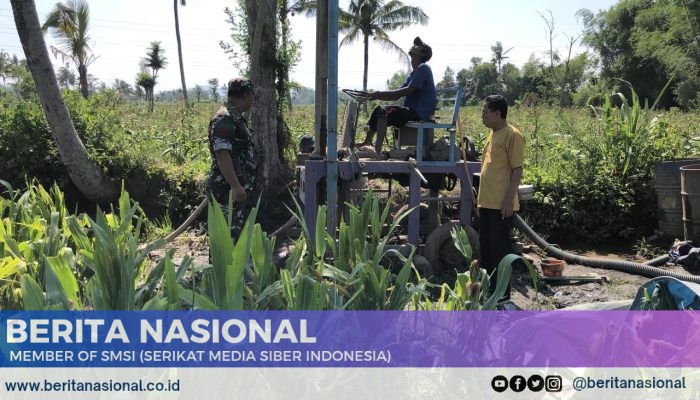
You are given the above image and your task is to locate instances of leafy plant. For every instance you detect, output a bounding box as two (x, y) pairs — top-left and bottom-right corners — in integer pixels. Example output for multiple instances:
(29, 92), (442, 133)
(69, 188), (165, 310)
(639, 281), (680, 310)
(417, 227), (537, 310)
(524, 79), (697, 243)
(287, 190), (425, 310)
(178, 199), (258, 310)
(589, 78), (673, 179)
(0, 180), (89, 309)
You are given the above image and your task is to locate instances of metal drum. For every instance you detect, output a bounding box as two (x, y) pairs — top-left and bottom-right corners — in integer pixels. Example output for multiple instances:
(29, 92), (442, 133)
(655, 159), (700, 238)
(681, 164), (700, 244)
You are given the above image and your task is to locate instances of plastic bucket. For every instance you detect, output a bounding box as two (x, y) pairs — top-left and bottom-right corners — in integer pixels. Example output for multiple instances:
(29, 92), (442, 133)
(655, 159), (700, 238)
(681, 164), (700, 244)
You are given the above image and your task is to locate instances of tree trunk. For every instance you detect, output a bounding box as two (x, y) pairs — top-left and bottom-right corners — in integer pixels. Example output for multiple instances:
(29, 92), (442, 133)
(362, 33), (370, 113)
(78, 63), (88, 98)
(279, 0), (292, 112)
(147, 87), (154, 112)
(10, 0), (118, 203)
(362, 33), (369, 93)
(174, 0), (189, 107)
(246, 0), (282, 191)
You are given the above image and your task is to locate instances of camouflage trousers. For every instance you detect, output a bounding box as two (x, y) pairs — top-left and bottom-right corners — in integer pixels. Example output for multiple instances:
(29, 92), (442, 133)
(207, 184), (250, 241)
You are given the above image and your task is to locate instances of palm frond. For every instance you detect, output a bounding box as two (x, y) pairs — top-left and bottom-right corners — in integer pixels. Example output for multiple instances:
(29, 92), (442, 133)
(339, 28), (362, 48)
(372, 31), (410, 66)
(375, 2), (428, 26)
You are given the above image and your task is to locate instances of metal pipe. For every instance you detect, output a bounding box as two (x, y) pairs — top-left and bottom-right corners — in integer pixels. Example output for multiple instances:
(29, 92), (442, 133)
(313, 0), (328, 156)
(326, 0), (339, 237)
(514, 214), (700, 284)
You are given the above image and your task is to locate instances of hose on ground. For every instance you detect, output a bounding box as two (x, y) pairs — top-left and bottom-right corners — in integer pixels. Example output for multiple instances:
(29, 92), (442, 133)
(643, 254), (671, 266)
(514, 214), (700, 285)
(164, 198), (208, 244)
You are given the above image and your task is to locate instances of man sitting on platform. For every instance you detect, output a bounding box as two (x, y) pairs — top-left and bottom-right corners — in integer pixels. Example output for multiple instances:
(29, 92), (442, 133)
(357, 37), (437, 154)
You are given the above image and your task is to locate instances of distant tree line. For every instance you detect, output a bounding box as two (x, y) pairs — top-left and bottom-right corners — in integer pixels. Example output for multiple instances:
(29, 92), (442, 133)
(3, 0), (697, 111)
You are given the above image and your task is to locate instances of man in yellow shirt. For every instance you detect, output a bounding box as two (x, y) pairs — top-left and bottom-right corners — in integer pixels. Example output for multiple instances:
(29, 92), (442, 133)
(477, 95), (525, 302)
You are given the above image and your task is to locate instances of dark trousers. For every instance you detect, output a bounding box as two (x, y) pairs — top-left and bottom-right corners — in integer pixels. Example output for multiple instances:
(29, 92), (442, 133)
(478, 207), (514, 301)
(366, 105), (419, 131)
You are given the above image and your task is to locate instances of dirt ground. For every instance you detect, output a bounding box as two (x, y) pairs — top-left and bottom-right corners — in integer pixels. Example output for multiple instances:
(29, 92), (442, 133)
(152, 231), (696, 311)
(508, 244), (693, 310)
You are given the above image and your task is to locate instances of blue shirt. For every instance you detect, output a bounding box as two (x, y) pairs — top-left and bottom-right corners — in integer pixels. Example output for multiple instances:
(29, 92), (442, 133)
(402, 63), (437, 121)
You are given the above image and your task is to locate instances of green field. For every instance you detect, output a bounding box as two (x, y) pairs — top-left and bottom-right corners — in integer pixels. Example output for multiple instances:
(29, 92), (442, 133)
(1, 88), (700, 310)
(2, 89), (699, 242)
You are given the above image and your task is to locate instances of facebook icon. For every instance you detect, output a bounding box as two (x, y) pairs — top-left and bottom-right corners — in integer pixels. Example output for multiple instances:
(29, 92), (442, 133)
(509, 375), (526, 392)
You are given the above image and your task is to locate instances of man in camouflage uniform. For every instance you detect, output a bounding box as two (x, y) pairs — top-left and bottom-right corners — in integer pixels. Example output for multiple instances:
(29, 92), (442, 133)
(206, 78), (257, 240)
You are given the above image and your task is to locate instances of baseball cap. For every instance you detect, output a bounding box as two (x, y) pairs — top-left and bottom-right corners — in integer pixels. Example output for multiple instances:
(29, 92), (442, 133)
(410, 37), (432, 62)
(299, 134), (314, 153)
(227, 78), (254, 95)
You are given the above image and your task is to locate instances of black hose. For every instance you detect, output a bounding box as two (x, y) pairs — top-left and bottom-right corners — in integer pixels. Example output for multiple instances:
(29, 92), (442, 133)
(514, 214), (700, 285)
(643, 254), (671, 266)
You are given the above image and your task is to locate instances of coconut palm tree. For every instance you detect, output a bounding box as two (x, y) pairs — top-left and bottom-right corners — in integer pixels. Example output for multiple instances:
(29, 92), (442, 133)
(56, 63), (76, 89)
(339, 0), (428, 93)
(174, 0), (189, 107)
(490, 41), (513, 75)
(9, 0), (117, 202)
(41, 0), (95, 99)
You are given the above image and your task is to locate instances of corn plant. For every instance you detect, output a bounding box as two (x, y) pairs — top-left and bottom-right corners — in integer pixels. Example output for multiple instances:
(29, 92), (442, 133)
(21, 246), (187, 311)
(3, 182), (193, 311)
(283, 190), (425, 310)
(19, 248), (81, 310)
(589, 78), (673, 179)
(173, 196), (333, 311)
(140, 250), (189, 310)
(178, 199), (259, 310)
(0, 180), (89, 309)
(184, 190), (426, 311)
(66, 188), (165, 310)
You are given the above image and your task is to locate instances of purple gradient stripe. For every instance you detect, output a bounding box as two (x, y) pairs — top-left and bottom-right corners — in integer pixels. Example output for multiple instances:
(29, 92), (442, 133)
(1, 311), (698, 368)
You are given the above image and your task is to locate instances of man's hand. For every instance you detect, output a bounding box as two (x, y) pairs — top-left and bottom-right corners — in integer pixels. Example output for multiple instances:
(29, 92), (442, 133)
(501, 167), (522, 219)
(232, 185), (246, 203)
(500, 197), (514, 219)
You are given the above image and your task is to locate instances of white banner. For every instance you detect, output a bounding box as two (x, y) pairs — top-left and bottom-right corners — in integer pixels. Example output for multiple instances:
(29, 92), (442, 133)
(2, 368), (698, 400)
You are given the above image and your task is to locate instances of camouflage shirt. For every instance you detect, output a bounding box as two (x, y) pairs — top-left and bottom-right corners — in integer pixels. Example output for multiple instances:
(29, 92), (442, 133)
(206, 103), (257, 202)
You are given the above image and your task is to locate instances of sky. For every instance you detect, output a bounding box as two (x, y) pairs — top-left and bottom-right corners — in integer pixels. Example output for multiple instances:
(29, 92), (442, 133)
(0, 0), (619, 92)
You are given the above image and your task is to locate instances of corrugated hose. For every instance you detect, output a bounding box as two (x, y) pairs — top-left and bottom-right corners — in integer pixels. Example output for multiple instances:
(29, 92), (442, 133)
(514, 214), (700, 284)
